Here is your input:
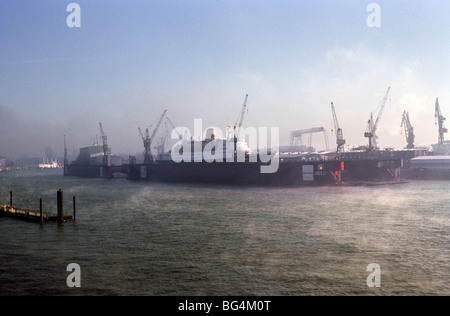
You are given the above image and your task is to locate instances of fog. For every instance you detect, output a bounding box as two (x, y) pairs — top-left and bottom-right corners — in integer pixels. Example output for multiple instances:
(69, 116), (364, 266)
(1, 78), (444, 162)
(1, 2), (449, 162)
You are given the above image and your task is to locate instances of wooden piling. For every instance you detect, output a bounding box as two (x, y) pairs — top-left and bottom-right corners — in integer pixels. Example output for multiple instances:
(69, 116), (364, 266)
(57, 188), (63, 223)
(40, 198), (43, 224)
(56, 190), (60, 221)
(1, 188), (74, 223)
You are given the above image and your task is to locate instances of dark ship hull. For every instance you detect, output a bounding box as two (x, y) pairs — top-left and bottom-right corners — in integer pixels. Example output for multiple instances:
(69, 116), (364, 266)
(65, 164), (128, 178)
(129, 158), (340, 186)
(128, 153), (406, 186)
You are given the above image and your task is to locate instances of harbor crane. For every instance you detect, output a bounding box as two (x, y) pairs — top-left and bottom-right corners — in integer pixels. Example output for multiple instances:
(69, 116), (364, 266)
(154, 116), (183, 157)
(99, 123), (111, 167)
(401, 111), (415, 149)
(364, 86), (391, 151)
(139, 109), (168, 164)
(138, 127), (150, 162)
(331, 102), (346, 158)
(435, 98), (447, 152)
(166, 116), (183, 140)
(233, 94), (249, 141)
(152, 116), (184, 158)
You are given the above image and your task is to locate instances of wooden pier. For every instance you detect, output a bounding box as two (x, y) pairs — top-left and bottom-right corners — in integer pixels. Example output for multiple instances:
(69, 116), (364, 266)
(0, 189), (75, 223)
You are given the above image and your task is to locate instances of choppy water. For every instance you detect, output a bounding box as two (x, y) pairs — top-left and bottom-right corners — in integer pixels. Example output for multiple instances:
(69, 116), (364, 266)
(0, 169), (448, 296)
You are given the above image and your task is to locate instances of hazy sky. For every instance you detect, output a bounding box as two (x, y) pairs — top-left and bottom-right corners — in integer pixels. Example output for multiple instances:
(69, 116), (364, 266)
(1, 0), (449, 159)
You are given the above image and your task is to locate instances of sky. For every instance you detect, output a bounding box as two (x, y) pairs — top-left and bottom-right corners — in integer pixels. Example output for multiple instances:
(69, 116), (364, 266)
(0, 0), (449, 159)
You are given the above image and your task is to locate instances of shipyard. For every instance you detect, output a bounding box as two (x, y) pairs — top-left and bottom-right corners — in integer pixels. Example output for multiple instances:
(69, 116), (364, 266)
(54, 89), (450, 187)
(1, 1), (449, 300)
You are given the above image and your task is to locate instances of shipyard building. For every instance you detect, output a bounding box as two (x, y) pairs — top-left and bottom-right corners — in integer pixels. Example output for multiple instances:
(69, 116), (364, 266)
(74, 144), (122, 166)
(66, 144), (125, 178)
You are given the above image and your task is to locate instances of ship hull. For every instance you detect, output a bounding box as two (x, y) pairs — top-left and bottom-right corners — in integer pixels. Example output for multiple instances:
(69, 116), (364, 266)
(65, 164), (127, 178)
(129, 160), (336, 186)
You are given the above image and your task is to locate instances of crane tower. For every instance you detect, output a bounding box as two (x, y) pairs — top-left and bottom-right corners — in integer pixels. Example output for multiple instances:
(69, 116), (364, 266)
(99, 122), (112, 177)
(331, 102), (345, 158)
(233, 94), (249, 141)
(435, 98), (447, 153)
(139, 109), (168, 164)
(401, 111), (415, 149)
(364, 87), (391, 151)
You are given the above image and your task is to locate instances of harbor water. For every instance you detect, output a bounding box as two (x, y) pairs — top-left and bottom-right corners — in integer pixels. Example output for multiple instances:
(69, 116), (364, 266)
(0, 169), (448, 296)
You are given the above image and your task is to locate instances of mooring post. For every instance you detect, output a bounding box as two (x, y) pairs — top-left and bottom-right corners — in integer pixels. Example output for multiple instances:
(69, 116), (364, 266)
(57, 190), (60, 221)
(40, 198), (43, 224)
(57, 188), (63, 223)
(73, 195), (76, 221)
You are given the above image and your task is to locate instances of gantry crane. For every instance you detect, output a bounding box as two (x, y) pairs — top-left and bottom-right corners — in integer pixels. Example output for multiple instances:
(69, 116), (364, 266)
(290, 127), (330, 151)
(401, 110), (415, 149)
(331, 102), (346, 158)
(435, 98), (447, 152)
(139, 109), (167, 164)
(364, 87), (391, 151)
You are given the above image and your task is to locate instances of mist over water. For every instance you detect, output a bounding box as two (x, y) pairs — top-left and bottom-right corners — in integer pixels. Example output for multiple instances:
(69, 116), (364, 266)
(0, 169), (448, 296)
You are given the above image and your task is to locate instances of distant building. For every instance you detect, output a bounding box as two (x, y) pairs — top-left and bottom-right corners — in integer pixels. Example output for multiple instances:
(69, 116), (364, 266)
(73, 144), (122, 166)
(0, 156), (6, 171)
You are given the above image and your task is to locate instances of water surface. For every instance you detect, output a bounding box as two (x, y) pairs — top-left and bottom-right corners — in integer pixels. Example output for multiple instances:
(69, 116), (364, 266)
(0, 169), (448, 295)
